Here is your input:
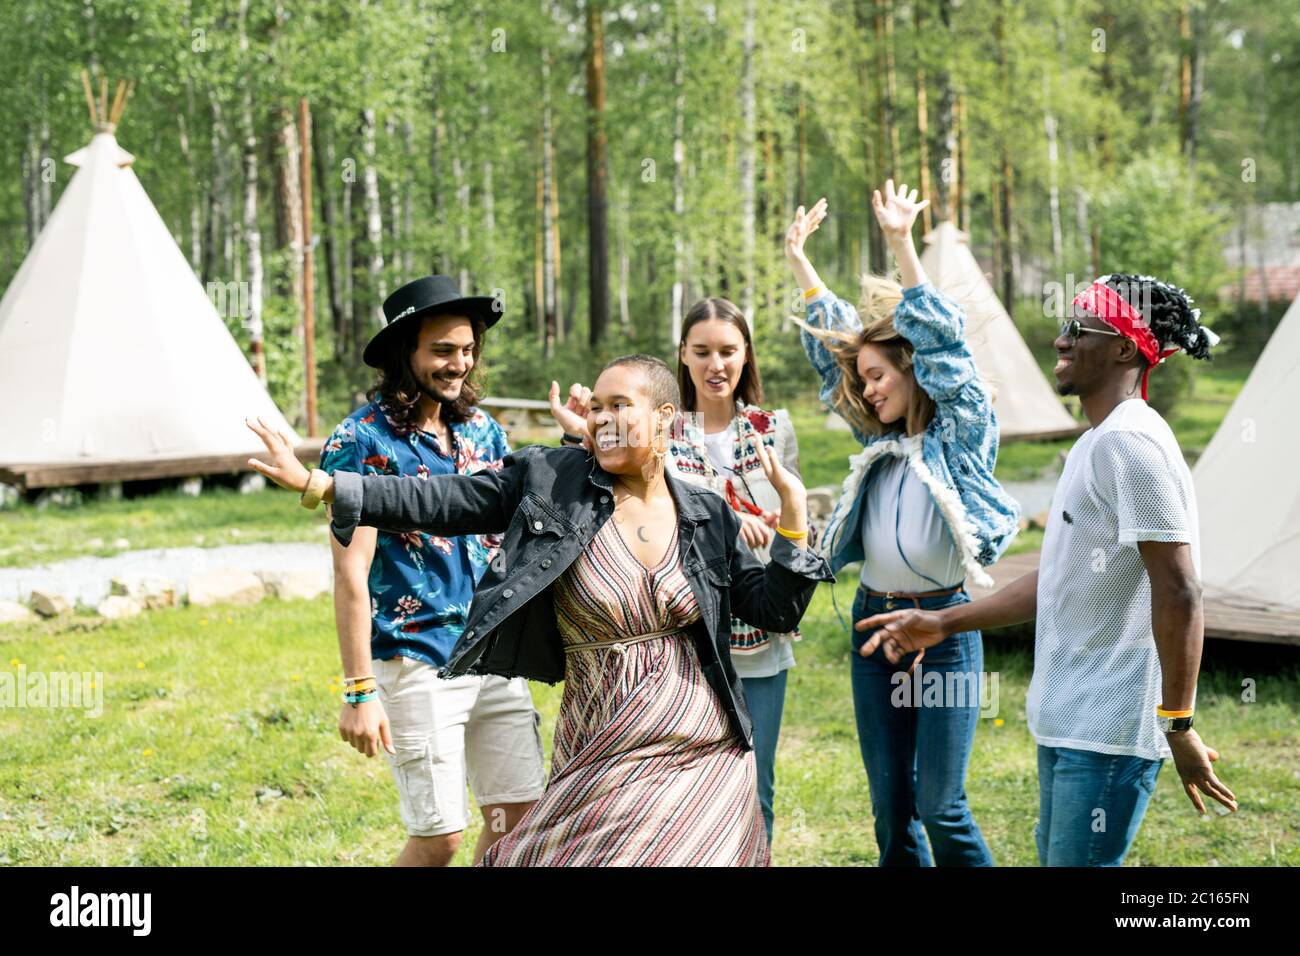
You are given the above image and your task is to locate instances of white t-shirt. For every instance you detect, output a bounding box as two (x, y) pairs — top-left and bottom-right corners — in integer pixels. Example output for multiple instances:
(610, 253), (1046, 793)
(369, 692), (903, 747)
(1027, 399), (1200, 760)
(859, 436), (965, 592)
(702, 428), (734, 479)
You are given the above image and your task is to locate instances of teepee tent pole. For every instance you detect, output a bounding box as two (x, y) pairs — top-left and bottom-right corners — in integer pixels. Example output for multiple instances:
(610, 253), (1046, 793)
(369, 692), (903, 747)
(80, 70), (98, 124)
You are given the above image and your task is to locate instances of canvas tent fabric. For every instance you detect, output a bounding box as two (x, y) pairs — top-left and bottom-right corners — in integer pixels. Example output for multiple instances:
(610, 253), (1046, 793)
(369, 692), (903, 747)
(1193, 292), (1300, 612)
(920, 221), (1080, 440)
(0, 129), (299, 469)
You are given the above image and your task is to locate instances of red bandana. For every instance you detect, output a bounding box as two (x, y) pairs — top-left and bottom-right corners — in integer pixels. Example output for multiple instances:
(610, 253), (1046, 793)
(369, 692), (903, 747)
(1070, 280), (1180, 400)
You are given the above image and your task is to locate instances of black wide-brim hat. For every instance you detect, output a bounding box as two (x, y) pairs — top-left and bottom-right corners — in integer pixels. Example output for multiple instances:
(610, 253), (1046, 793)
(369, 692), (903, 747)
(363, 275), (502, 368)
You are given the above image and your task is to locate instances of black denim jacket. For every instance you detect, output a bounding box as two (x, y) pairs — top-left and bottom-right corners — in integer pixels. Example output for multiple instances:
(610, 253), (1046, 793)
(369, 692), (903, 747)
(329, 444), (834, 749)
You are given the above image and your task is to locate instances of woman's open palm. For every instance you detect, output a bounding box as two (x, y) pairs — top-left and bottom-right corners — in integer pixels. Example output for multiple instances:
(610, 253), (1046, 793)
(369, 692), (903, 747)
(871, 179), (929, 238)
(784, 197), (828, 262)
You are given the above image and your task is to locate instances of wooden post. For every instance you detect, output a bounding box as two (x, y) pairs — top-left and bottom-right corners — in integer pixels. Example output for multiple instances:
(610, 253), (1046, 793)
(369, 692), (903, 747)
(299, 98), (317, 437)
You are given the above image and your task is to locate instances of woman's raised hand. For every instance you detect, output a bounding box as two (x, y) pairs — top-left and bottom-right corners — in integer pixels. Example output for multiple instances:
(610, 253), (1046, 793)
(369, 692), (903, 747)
(871, 179), (929, 240)
(549, 380), (592, 437)
(784, 197), (828, 264)
(755, 439), (806, 512)
(245, 416), (311, 493)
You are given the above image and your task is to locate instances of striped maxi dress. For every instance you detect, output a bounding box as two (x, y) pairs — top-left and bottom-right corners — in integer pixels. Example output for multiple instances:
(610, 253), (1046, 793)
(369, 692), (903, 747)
(479, 517), (770, 866)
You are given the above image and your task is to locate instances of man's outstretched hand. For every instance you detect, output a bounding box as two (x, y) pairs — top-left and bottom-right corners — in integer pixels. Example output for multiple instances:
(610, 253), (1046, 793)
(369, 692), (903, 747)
(855, 607), (948, 661)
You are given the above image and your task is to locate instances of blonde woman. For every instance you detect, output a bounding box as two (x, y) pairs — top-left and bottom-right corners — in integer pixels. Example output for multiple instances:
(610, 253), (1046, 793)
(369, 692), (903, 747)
(785, 181), (1020, 866)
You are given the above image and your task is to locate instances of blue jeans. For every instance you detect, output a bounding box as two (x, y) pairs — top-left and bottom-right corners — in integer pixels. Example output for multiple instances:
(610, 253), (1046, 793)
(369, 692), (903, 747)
(740, 669), (788, 845)
(1036, 745), (1163, 866)
(850, 585), (993, 866)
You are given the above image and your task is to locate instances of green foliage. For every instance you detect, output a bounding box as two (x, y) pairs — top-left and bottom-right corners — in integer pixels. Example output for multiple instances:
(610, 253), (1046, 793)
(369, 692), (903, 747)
(1094, 151), (1232, 418)
(0, 0), (1295, 428)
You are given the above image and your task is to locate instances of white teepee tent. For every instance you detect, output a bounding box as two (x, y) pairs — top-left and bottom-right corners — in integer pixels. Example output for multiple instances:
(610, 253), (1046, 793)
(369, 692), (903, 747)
(0, 123), (299, 478)
(920, 221), (1081, 441)
(1193, 292), (1300, 612)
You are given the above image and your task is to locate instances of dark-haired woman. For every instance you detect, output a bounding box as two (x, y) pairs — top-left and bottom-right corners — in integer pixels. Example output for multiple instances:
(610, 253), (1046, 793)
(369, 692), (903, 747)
(785, 182), (1021, 866)
(667, 296), (803, 846)
(246, 353), (833, 867)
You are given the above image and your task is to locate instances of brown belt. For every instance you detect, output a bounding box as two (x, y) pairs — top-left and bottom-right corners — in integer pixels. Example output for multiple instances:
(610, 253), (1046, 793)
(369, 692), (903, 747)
(862, 582), (965, 605)
(859, 584), (963, 678)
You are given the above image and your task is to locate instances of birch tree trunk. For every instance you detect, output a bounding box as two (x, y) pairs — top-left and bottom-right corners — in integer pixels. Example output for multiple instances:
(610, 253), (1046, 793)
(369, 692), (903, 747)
(239, 0), (265, 382)
(738, 0), (756, 325)
(361, 106), (387, 332)
(670, 0), (686, 345)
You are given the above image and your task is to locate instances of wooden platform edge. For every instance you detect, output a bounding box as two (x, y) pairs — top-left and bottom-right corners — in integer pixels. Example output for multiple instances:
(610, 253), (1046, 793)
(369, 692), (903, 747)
(984, 549), (1300, 647)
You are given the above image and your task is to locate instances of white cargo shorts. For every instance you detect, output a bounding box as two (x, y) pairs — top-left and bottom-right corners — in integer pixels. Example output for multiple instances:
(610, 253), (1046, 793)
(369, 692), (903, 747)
(373, 655), (546, 838)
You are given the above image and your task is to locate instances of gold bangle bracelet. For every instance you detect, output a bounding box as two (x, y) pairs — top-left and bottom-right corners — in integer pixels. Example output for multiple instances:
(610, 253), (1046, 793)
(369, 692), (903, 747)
(300, 469), (329, 510)
(802, 285), (821, 300)
(775, 524), (808, 540)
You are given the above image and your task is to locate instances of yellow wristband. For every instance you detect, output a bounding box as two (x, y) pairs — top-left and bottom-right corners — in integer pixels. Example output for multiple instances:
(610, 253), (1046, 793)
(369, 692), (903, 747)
(1155, 706), (1194, 718)
(775, 524), (808, 540)
(300, 468), (329, 510)
(802, 285), (822, 300)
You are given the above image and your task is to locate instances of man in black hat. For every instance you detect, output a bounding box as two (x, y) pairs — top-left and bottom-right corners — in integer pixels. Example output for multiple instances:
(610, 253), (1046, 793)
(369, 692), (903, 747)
(318, 276), (545, 866)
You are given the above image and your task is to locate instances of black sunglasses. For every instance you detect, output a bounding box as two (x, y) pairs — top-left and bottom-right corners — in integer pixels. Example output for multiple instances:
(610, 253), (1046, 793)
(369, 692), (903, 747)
(1059, 318), (1122, 343)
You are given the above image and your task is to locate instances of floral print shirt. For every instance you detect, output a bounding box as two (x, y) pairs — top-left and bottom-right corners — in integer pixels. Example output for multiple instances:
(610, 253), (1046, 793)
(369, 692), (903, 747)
(319, 398), (509, 667)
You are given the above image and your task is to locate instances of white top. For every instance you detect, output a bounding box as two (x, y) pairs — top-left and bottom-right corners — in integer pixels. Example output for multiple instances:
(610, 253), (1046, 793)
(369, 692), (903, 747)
(702, 428), (734, 479)
(1028, 400), (1200, 761)
(859, 435), (965, 592)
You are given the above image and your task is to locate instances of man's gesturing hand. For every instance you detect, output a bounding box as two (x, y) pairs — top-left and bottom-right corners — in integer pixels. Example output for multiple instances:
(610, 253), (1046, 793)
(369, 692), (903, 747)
(854, 607), (948, 661)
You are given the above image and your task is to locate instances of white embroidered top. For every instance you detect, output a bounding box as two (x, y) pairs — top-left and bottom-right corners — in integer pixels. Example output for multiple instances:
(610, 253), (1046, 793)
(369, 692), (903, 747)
(669, 404), (800, 679)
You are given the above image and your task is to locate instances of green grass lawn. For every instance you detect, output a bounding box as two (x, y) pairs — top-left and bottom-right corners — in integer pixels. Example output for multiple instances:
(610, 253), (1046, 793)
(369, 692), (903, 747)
(2, 583), (1294, 866)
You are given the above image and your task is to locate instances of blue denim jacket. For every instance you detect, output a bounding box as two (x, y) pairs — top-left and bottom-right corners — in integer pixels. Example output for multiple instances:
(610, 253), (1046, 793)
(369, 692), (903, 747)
(801, 283), (1021, 587)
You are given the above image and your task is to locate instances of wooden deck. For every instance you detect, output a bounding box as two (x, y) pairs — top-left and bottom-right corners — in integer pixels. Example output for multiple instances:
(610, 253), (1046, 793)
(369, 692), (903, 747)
(985, 549), (1300, 647)
(479, 396), (556, 436)
(0, 438), (327, 491)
